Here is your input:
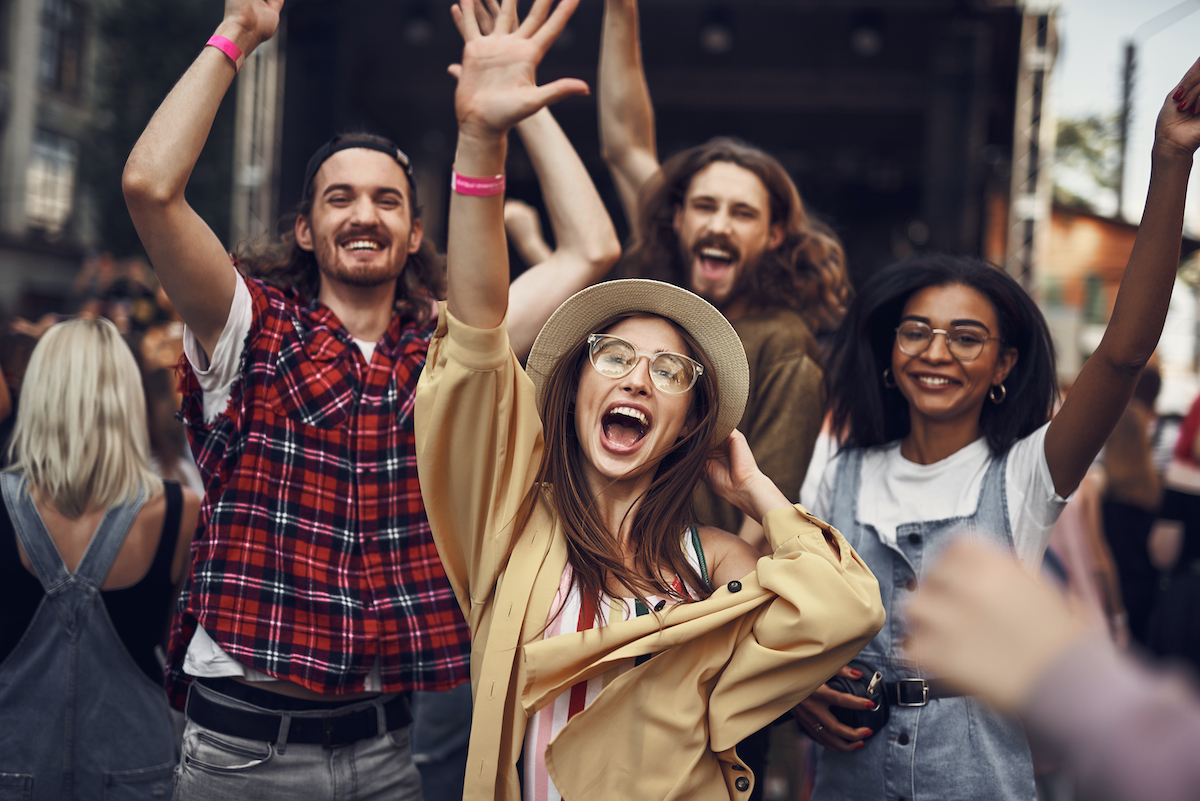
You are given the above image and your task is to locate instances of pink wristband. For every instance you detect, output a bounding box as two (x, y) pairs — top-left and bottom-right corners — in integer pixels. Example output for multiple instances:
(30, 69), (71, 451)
(206, 35), (245, 73)
(450, 171), (506, 197)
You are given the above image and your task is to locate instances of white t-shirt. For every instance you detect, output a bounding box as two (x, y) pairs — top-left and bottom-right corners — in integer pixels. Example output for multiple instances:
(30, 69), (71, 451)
(809, 422), (1067, 570)
(180, 270), (382, 689)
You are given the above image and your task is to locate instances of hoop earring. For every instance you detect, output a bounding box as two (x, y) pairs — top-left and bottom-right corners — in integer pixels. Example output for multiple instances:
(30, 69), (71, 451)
(883, 368), (897, 388)
(989, 383), (1006, 404)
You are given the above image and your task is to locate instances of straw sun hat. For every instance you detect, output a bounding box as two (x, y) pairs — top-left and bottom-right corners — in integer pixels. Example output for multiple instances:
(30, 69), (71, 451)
(525, 279), (749, 445)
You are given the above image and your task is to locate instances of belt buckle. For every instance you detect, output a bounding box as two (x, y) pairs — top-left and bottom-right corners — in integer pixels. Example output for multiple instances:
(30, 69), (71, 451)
(897, 678), (929, 707)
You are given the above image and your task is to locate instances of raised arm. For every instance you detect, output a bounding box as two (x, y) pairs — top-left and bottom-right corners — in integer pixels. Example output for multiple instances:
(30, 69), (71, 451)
(122, 0), (284, 358)
(1045, 58), (1200, 498)
(506, 108), (622, 360)
(598, 0), (661, 225)
(446, 0), (588, 331)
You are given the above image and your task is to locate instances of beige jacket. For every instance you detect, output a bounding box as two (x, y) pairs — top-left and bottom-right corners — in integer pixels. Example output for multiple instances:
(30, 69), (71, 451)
(415, 307), (884, 801)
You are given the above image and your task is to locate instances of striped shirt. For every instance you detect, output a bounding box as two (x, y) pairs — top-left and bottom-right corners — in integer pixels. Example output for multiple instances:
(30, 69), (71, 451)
(523, 527), (710, 801)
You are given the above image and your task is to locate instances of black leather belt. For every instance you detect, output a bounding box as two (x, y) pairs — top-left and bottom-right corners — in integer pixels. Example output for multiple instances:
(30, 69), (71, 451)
(883, 678), (964, 707)
(186, 686), (412, 748)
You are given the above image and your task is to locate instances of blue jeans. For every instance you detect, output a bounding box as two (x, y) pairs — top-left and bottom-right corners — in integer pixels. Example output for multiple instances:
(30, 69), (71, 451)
(173, 683), (423, 801)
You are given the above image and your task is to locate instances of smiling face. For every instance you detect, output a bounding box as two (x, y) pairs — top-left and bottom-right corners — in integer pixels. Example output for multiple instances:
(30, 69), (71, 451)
(574, 316), (697, 491)
(294, 148), (423, 291)
(892, 283), (1017, 433)
(672, 161), (784, 311)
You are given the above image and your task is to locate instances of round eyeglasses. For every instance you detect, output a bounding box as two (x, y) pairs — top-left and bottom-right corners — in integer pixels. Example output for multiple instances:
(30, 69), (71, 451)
(894, 321), (1002, 363)
(586, 334), (703, 394)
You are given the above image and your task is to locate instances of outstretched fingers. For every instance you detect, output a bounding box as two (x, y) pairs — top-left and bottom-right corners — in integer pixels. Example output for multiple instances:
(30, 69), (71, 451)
(527, 0), (581, 50)
(449, 3), (476, 40)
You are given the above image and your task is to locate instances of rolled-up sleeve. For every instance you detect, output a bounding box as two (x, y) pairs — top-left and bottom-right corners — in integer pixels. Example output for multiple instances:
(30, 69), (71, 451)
(707, 505), (884, 750)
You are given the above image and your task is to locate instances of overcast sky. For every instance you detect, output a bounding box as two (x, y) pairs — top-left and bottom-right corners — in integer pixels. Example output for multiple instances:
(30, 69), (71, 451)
(1054, 0), (1200, 231)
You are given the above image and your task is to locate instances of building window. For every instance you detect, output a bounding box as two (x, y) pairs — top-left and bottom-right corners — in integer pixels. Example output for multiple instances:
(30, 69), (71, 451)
(39, 0), (84, 96)
(25, 130), (78, 237)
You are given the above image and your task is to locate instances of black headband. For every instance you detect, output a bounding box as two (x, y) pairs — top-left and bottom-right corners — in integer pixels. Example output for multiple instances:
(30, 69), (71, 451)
(302, 135), (414, 200)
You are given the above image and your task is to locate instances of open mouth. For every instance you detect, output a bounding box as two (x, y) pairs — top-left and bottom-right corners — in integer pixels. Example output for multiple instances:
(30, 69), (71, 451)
(342, 238), (384, 252)
(695, 244), (738, 279)
(602, 406), (649, 447)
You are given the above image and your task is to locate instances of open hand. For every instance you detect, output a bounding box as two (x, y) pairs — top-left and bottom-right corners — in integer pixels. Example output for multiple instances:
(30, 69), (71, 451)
(221, 0), (284, 51)
(451, 0), (589, 141)
(703, 430), (791, 524)
(1157, 56), (1200, 158)
(904, 539), (1091, 714)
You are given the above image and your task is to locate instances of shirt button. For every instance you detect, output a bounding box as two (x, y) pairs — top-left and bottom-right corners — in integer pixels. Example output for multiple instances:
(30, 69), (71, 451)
(905, 578), (918, 592)
(897, 732), (910, 745)
(734, 776), (750, 792)
(908, 533), (922, 545)
(727, 580), (742, 593)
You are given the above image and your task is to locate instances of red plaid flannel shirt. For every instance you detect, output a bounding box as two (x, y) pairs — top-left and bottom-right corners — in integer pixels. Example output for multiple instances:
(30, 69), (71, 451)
(167, 276), (470, 707)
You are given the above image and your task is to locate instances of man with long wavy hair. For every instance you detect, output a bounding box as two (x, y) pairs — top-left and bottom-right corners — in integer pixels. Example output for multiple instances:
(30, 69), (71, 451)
(599, 0), (850, 554)
(597, 4), (851, 793)
(121, 0), (617, 796)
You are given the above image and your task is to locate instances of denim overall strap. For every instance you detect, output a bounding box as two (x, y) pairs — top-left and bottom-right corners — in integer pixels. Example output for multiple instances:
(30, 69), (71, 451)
(0, 471), (147, 591)
(829, 447), (863, 533)
(965, 448), (1015, 547)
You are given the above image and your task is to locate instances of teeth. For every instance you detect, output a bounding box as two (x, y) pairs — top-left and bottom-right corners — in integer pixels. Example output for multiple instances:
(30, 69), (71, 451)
(610, 406), (648, 426)
(918, 376), (951, 386)
(344, 240), (381, 251)
(700, 247), (732, 260)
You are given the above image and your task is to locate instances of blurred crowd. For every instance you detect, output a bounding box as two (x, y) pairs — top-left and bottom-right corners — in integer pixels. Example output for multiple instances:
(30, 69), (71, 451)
(0, 252), (201, 497)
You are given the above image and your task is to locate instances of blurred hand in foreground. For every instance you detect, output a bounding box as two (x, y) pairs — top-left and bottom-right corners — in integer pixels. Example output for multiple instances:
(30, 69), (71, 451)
(905, 538), (1092, 713)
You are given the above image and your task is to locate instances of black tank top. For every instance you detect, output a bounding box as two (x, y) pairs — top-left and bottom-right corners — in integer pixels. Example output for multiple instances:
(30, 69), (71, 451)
(0, 481), (183, 684)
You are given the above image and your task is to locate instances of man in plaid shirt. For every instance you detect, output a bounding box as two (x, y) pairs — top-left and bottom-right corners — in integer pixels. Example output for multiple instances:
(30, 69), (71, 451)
(122, 1), (618, 797)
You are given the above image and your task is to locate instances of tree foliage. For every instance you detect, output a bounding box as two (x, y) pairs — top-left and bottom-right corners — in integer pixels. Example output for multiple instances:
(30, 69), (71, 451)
(1054, 114), (1119, 213)
(82, 0), (237, 257)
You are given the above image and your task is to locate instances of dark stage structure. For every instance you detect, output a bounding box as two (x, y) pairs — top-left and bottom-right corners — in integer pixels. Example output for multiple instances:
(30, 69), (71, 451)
(243, 0), (1049, 287)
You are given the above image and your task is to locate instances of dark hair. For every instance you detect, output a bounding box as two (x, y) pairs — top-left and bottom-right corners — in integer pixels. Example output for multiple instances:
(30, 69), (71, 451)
(827, 254), (1058, 454)
(619, 137), (849, 333)
(515, 314), (719, 618)
(235, 133), (444, 326)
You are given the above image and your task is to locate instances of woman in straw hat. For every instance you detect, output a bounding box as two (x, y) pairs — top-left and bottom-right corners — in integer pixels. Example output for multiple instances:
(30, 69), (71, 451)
(415, 2), (884, 799)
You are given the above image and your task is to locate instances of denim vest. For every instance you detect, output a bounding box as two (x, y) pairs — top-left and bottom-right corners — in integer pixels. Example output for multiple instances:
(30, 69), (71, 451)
(0, 473), (176, 800)
(811, 447), (1035, 801)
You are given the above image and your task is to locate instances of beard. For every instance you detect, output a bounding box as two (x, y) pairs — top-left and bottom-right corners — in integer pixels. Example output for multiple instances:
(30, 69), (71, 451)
(678, 233), (756, 310)
(314, 239), (407, 289)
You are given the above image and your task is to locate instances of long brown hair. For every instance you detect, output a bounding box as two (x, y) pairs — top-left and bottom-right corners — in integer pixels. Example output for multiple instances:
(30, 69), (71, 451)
(620, 137), (849, 333)
(235, 133), (445, 326)
(518, 314), (721, 617)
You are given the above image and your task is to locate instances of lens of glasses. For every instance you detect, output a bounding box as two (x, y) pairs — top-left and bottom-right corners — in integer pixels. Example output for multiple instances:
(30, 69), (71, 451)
(588, 336), (699, 394)
(895, 322), (989, 361)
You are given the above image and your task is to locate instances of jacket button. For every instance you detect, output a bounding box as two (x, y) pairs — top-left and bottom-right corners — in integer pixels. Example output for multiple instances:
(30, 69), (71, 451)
(908, 533), (921, 545)
(731, 765), (746, 771)
(727, 580), (742, 593)
(735, 776), (750, 792)
(897, 732), (910, 745)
